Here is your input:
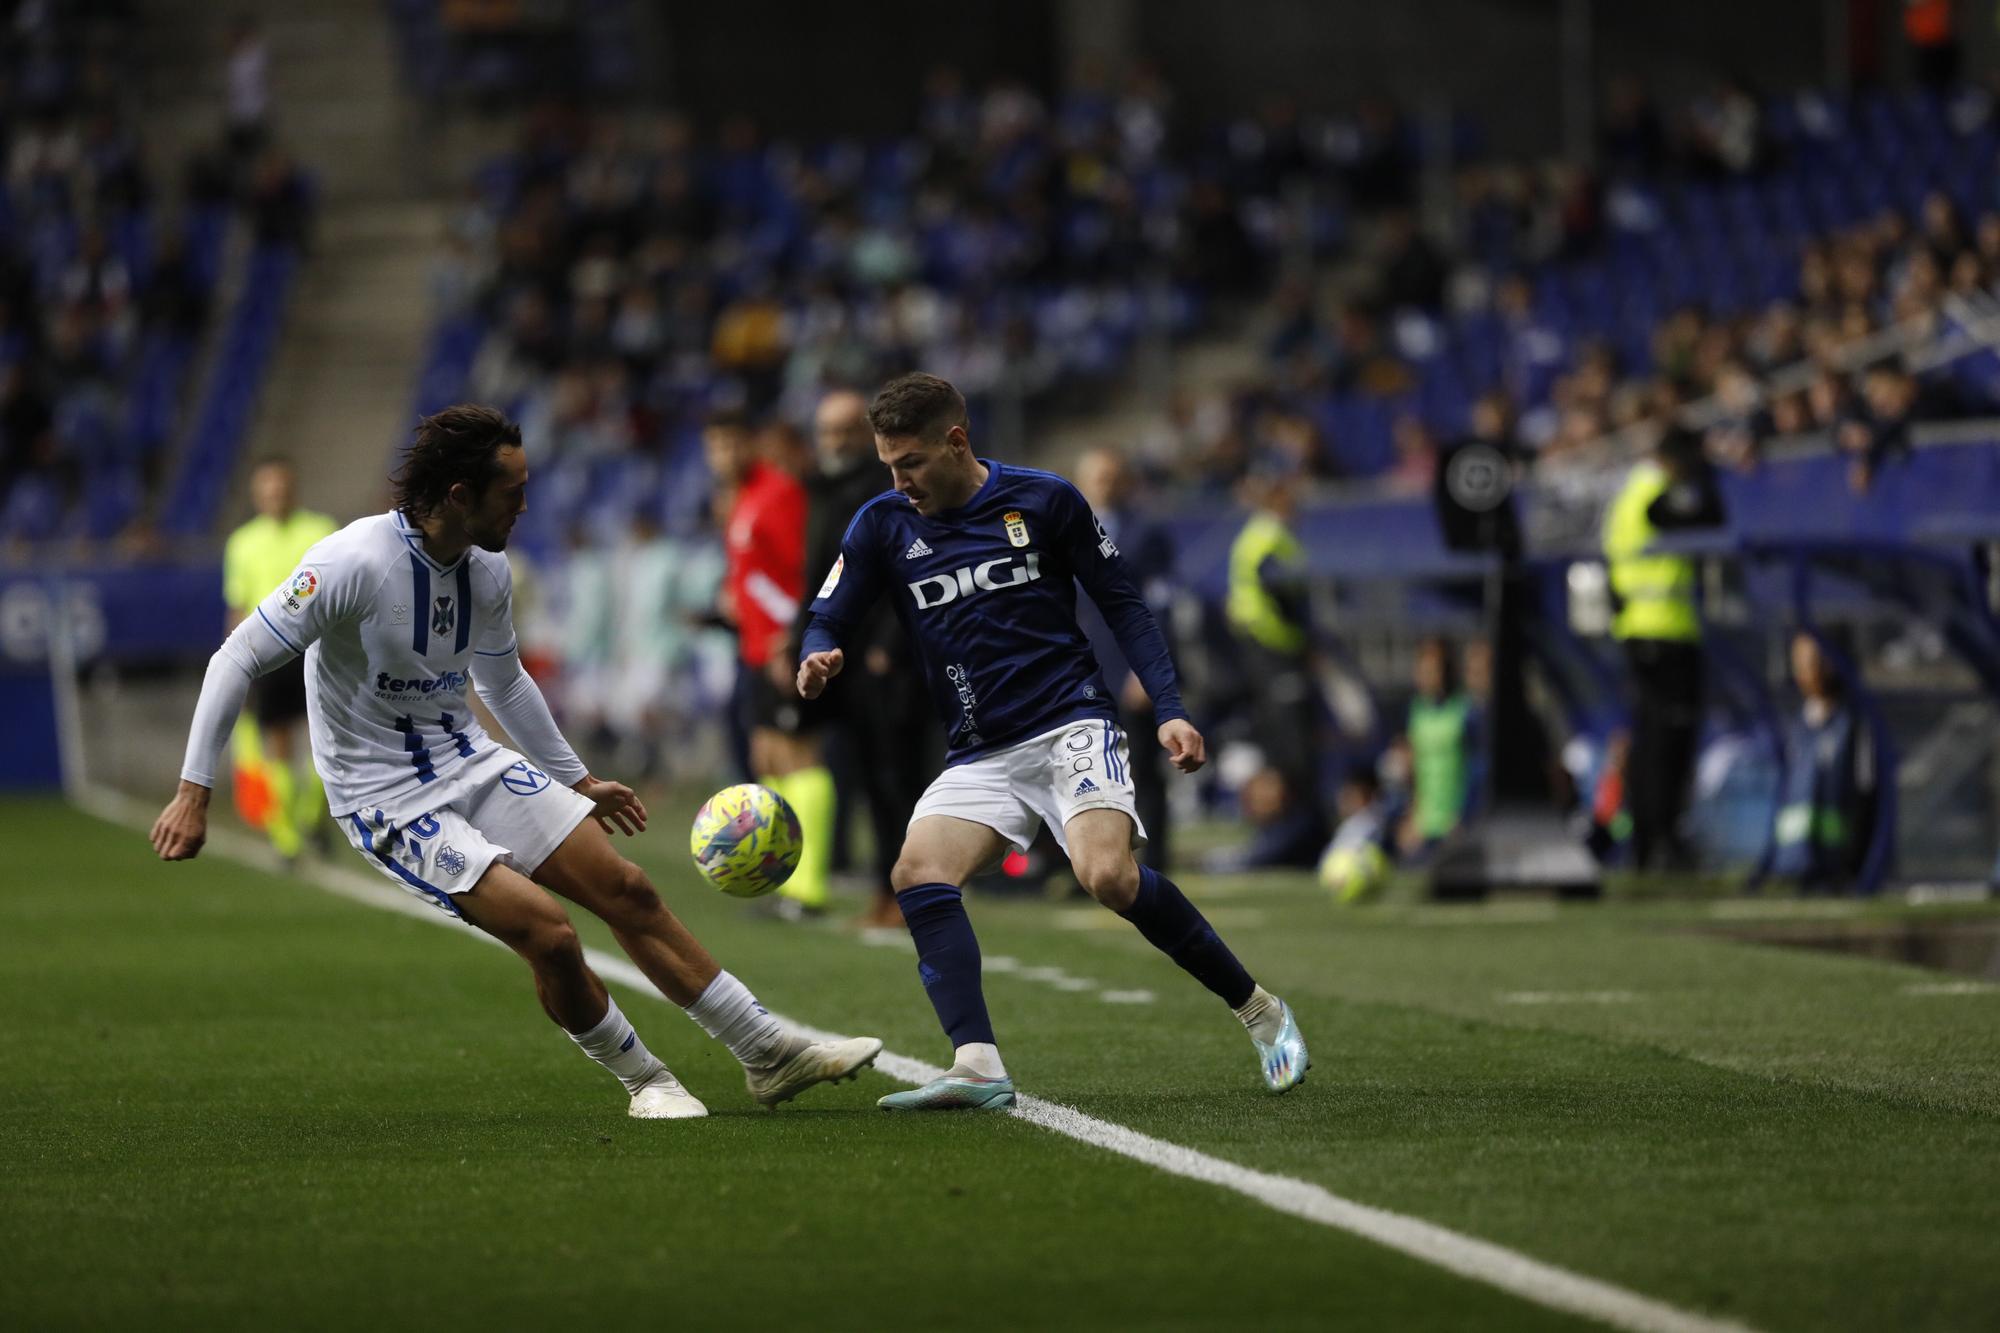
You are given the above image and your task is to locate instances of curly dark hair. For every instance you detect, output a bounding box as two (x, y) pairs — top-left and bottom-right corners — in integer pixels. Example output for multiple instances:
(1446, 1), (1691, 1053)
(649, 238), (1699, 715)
(867, 372), (966, 442)
(391, 405), (522, 521)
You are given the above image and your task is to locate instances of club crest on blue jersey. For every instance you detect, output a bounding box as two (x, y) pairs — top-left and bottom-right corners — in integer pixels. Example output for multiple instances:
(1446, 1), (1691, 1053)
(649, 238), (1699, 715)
(1003, 510), (1030, 547)
(431, 596), (456, 637)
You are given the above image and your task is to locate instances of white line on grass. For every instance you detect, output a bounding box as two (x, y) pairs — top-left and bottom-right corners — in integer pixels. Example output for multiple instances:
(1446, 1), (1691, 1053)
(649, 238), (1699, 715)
(79, 786), (1759, 1333)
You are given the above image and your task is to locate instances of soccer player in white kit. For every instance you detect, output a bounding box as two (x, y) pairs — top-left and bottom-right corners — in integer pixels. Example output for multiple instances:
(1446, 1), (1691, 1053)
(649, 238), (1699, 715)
(151, 405), (882, 1119)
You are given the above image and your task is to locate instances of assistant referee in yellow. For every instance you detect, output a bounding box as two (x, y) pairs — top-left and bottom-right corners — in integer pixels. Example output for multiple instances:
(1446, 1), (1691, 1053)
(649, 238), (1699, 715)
(223, 457), (337, 859)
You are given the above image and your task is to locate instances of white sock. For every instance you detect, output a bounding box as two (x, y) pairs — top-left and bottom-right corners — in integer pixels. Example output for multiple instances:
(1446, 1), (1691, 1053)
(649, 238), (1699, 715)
(567, 997), (666, 1094)
(1234, 985), (1286, 1044)
(949, 1041), (1006, 1080)
(684, 970), (789, 1068)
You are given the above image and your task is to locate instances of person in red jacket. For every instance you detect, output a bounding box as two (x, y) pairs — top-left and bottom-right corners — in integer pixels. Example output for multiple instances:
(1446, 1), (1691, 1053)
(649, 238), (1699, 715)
(704, 408), (834, 916)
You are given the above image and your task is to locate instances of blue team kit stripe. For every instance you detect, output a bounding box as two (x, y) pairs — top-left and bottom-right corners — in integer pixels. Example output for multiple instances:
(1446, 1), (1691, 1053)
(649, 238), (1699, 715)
(348, 813), (461, 917)
(255, 606), (302, 654)
(454, 563), (472, 653)
(409, 553), (430, 654)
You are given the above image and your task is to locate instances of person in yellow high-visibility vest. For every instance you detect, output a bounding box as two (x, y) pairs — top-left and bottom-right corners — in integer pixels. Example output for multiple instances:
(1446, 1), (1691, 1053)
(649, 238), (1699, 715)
(1225, 469), (1322, 856)
(223, 457), (337, 859)
(1601, 428), (1724, 870)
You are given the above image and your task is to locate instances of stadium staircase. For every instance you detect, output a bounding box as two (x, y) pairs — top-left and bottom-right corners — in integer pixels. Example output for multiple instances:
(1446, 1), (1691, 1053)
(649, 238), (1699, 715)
(136, 0), (444, 526)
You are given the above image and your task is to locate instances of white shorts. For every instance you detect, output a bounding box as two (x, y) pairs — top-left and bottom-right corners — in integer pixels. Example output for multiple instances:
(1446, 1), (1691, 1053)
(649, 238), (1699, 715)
(911, 717), (1146, 857)
(339, 748), (595, 917)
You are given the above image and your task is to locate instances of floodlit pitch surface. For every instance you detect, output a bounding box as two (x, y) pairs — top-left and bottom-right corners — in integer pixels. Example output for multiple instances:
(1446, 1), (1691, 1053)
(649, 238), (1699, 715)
(4, 796), (1998, 1332)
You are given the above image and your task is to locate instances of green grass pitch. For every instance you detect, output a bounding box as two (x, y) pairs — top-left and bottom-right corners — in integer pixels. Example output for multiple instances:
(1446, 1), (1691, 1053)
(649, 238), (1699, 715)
(3, 795), (1998, 1331)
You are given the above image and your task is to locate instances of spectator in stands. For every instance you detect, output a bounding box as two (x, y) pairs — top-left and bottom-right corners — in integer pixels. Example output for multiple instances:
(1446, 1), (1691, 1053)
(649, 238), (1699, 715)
(1838, 363), (1937, 494)
(1603, 427), (1725, 871)
(1770, 631), (1876, 892)
(1074, 445), (1180, 869)
(705, 407), (831, 918)
(1685, 77), (1767, 179)
(1600, 74), (1667, 177)
(221, 458), (337, 863)
(246, 145), (312, 250)
(223, 16), (271, 169)
(1386, 415), (1439, 497)
(140, 228), (213, 337)
(1378, 210), (1447, 312)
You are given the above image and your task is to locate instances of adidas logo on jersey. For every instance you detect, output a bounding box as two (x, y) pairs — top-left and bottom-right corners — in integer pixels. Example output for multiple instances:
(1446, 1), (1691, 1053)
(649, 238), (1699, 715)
(904, 538), (933, 560)
(1074, 777), (1099, 796)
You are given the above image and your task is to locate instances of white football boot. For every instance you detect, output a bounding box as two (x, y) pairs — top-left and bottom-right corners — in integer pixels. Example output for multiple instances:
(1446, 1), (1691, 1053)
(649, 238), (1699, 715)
(744, 1035), (885, 1108)
(628, 1067), (708, 1119)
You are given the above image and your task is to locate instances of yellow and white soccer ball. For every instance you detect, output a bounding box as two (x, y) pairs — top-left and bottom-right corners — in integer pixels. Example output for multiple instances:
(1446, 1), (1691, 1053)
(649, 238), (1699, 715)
(1318, 841), (1389, 905)
(689, 783), (803, 898)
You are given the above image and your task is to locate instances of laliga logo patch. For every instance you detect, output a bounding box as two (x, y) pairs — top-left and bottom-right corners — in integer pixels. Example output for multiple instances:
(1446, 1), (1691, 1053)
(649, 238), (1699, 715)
(282, 566), (320, 614)
(1003, 510), (1030, 548)
(817, 554), (843, 599)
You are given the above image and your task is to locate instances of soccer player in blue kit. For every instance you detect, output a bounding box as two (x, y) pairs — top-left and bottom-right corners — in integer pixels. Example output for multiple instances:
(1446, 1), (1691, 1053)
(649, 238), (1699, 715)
(798, 373), (1310, 1110)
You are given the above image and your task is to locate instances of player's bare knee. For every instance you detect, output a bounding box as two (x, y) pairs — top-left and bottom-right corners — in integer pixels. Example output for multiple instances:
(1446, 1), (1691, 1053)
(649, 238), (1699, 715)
(525, 914), (584, 972)
(1076, 852), (1140, 911)
(891, 853), (944, 894)
(603, 859), (663, 927)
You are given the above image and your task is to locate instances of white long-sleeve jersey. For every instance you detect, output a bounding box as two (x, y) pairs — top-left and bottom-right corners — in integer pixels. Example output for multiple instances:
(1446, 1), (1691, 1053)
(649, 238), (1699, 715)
(180, 510), (588, 822)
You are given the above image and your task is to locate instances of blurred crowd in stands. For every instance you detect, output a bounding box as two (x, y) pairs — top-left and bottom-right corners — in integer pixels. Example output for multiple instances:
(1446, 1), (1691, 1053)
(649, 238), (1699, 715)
(1179, 78), (2000, 498)
(395, 50), (2000, 889)
(0, 7), (312, 553)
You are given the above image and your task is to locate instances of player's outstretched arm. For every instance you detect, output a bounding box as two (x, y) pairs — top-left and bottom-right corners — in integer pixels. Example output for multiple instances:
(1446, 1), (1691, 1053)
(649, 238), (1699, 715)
(158, 612), (302, 862)
(1158, 718), (1207, 774)
(797, 647), (844, 699)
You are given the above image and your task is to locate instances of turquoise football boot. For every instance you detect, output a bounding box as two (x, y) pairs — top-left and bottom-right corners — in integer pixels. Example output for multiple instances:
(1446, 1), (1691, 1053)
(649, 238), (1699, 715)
(877, 1073), (1017, 1111)
(1253, 1001), (1310, 1094)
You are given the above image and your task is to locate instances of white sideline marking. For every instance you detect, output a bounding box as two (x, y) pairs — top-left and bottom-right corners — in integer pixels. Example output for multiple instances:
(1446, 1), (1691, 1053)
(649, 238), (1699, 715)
(875, 935), (1154, 1006)
(80, 786), (1758, 1333)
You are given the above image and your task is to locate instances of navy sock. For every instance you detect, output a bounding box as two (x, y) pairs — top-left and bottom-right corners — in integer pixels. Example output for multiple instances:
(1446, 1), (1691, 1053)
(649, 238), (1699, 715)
(1118, 865), (1256, 1008)
(896, 882), (997, 1048)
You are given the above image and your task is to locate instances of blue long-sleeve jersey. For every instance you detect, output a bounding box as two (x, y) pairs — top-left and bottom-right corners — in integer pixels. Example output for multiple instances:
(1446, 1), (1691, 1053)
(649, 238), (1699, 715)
(801, 459), (1189, 765)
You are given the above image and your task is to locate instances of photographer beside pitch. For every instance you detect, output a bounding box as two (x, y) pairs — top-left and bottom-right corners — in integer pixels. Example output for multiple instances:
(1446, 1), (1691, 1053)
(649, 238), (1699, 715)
(152, 406), (880, 1119)
(798, 373), (1310, 1111)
